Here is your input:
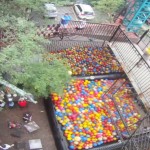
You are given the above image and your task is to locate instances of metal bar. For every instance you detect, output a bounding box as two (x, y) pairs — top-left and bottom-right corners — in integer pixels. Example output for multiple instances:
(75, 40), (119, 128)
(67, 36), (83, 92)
(44, 22), (150, 150)
(121, 115), (149, 150)
(109, 25), (121, 42)
(118, 27), (150, 67)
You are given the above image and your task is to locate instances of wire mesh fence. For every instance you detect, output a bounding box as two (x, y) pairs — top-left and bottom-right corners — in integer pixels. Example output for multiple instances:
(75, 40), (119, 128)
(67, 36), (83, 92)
(39, 21), (118, 41)
(67, 21), (118, 40)
(109, 26), (150, 150)
(42, 22), (150, 150)
(110, 27), (150, 112)
(43, 22), (150, 150)
(45, 39), (106, 52)
(138, 32), (150, 51)
(36, 20), (150, 150)
(121, 114), (150, 150)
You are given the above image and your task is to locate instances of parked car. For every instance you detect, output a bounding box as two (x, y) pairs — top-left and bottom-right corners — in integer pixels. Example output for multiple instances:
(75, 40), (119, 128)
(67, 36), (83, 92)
(44, 3), (57, 18)
(74, 4), (95, 20)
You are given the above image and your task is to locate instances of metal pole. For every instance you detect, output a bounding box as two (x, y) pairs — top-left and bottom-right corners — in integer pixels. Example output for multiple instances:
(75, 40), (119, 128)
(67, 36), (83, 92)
(137, 29), (149, 44)
(109, 25), (121, 42)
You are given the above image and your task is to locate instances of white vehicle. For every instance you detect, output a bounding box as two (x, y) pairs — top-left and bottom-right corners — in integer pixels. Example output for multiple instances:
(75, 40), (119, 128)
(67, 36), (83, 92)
(74, 4), (95, 20)
(44, 3), (57, 18)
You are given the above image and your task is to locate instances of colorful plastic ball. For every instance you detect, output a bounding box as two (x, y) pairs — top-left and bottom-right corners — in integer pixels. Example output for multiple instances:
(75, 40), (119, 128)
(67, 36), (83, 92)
(69, 145), (75, 149)
(49, 46), (123, 76)
(51, 79), (141, 150)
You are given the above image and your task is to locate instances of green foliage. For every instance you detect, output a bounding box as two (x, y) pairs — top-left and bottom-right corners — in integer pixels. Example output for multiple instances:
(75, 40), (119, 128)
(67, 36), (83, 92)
(94, 0), (125, 22)
(96, 0), (125, 14)
(55, 0), (74, 6)
(0, 12), (71, 97)
(0, 0), (49, 19)
(11, 58), (71, 97)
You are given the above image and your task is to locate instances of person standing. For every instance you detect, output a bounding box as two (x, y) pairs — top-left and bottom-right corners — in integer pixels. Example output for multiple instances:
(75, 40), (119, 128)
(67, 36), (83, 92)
(60, 13), (72, 29)
(75, 19), (86, 30)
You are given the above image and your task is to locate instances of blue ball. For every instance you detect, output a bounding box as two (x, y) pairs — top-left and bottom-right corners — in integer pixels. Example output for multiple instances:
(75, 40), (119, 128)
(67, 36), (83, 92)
(81, 137), (87, 142)
(108, 119), (111, 122)
(58, 112), (63, 117)
(98, 87), (102, 92)
(75, 126), (78, 129)
(85, 128), (89, 131)
(93, 143), (97, 147)
(69, 145), (75, 149)
(99, 130), (103, 133)
(62, 127), (66, 130)
(128, 113), (132, 117)
(55, 111), (59, 115)
(98, 141), (103, 145)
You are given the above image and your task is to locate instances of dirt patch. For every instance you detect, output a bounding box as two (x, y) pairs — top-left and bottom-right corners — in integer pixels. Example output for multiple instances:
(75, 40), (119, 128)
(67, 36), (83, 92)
(0, 100), (57, 150)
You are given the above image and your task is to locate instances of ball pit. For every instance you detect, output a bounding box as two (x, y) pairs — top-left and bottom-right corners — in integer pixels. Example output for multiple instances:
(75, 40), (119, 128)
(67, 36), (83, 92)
(51, 79), (141, 150)
(49, 46), (123, 76)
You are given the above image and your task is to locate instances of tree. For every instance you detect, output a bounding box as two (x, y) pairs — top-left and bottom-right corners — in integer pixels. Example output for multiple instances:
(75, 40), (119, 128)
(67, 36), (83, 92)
(0, 1), (72, 98)
(0, 0), (49, 19)
(94, 0), (125, 22)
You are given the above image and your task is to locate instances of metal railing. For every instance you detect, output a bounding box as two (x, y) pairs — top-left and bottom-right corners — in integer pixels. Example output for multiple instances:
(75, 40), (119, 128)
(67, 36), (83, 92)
(1, 18), (150, 150)
(70, 23), (150, 149)
(121, 114), (150, 150)
(44, 21), (150, 150)
(45, 39), (106, 52)
(110, 27), (150, 111)
(137, 30), (150, 51)
(109, 26), (150, 150)
(67, 21), (118, 41)
(40, 21), (118, 42)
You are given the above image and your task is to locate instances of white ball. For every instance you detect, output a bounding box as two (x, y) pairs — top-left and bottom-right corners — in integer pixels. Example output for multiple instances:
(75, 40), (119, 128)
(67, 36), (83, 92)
(68, 70), (72, 75)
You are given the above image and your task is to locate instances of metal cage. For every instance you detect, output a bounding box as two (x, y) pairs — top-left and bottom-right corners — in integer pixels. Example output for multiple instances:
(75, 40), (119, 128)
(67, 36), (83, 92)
(44, 21), (150, 150)
(1, 11), (150, 148)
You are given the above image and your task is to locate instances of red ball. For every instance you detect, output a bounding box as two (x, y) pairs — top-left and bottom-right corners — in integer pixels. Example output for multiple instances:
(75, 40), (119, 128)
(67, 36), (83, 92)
(18, 100), (27, 108)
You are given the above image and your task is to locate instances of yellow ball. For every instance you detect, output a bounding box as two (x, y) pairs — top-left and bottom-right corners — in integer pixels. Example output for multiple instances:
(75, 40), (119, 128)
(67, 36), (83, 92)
(74, 136), (81, 142)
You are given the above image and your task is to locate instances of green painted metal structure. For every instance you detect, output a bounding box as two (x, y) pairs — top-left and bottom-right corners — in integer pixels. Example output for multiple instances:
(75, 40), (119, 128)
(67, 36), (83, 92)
(123, 0), (150, 32)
